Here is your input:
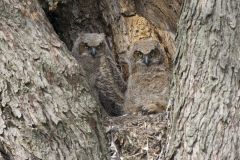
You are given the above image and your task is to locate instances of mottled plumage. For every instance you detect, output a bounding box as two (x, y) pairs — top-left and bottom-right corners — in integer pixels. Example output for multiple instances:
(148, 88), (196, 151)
(71, 33), (126, 116)
(125, 38), (169, 114)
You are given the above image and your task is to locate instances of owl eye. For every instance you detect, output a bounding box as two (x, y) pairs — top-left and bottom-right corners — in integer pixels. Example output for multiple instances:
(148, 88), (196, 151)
(96, 45), (101, 50)
(149, 50), (157, 58)
(133, 51), (143, 60)
(97, 42), (103, 49)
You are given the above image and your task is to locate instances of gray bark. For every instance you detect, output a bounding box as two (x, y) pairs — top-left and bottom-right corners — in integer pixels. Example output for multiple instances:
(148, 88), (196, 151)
(166, 0), (240, 159)
(0, 0), (107, 159)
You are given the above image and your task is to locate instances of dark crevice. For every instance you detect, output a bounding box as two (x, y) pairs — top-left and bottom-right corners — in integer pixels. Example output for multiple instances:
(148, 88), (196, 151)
(0, 151), (11, 160)
(40, 1), (75, 49)
(0, 142), (13, 160)
(40, 0), (112, 50)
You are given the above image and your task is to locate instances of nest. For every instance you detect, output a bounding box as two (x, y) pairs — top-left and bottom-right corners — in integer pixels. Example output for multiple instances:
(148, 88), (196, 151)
(104, 113), (168, 160)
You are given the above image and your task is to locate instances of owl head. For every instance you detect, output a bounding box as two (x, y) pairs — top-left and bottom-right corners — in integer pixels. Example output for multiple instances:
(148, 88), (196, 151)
(70, 32), (109, 81)
(77, 33), (106, 58)
(129, 38), (165, 74)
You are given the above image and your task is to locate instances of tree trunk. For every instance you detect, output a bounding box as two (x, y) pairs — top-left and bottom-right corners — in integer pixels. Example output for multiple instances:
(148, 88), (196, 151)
(166, 0), (240, 159)
(0, 1), (107, 159)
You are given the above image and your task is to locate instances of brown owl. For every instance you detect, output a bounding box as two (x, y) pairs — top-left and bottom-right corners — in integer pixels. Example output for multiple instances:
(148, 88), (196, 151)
(124, 38), (170, 114)
(71, 33), (126, 116)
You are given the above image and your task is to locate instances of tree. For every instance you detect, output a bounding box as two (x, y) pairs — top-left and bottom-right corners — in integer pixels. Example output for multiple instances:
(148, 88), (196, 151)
(0, 1), (107, 159)
(166, 0), (240, 159)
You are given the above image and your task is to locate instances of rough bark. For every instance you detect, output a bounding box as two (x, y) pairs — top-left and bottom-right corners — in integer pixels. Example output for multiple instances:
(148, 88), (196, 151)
(166, 0), (240, 159)
(0, 1), (107, 159)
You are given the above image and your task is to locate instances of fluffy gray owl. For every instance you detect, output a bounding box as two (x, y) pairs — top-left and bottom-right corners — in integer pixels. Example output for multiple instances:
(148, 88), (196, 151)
(125, 38), (169, 114)
(71, 33), (126, 116)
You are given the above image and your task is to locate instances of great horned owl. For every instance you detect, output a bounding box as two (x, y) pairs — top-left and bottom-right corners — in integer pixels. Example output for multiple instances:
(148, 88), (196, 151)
(71, 33), (126, 116)
(124, 38), (170, 114)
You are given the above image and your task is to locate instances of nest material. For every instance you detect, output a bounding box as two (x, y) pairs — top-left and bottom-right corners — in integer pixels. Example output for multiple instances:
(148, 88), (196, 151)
(104, 113), (168, 160)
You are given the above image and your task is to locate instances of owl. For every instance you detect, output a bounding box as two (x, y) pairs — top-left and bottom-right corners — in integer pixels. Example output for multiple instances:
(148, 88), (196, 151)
(124, 38), (170, 114)
(71, 33), (126, 116)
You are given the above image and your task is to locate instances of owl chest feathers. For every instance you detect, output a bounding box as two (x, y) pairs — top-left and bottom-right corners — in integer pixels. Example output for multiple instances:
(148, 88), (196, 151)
(71, 33), (126, 116)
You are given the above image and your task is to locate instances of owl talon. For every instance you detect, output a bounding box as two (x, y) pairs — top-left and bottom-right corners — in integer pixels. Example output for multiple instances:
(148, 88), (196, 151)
(141, 103), (166, 115)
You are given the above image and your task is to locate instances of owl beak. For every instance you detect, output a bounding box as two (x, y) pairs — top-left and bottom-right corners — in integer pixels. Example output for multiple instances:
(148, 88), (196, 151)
(90, 47), (97, 58)
(143, 55), (150, 66)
